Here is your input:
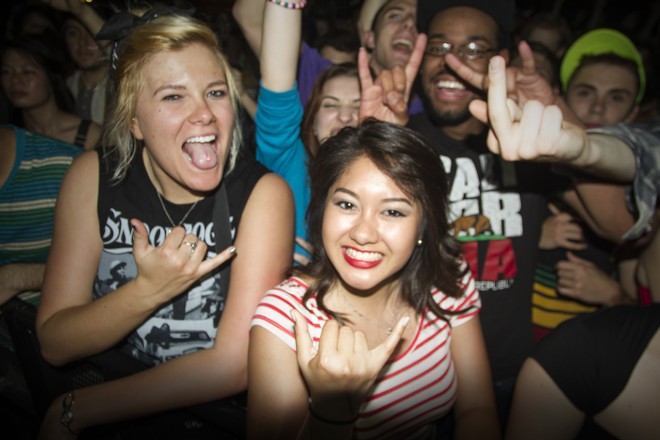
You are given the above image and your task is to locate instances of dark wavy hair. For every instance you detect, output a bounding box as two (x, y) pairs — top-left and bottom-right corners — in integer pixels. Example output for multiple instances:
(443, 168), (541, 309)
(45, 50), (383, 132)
(300, 62), (359, 158)
(1, 33), (74, 125)
(297, 119), (467, 322)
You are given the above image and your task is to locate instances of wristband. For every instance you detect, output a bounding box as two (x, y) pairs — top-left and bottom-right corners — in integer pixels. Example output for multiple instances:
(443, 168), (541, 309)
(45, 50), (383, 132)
(266, 0), (307, 10)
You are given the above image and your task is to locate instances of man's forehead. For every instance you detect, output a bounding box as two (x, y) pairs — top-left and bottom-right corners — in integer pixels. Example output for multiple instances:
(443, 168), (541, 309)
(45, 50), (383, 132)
(383, 0), (416, 10)
(377, 0), (416, 20)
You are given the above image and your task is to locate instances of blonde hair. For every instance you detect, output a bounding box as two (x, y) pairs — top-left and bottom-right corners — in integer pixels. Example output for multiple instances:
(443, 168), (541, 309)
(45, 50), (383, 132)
(102, 14), (242, 181)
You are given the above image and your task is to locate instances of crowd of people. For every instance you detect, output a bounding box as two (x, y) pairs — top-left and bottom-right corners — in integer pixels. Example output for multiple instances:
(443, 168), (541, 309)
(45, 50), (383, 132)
(1, 0), (658, 439)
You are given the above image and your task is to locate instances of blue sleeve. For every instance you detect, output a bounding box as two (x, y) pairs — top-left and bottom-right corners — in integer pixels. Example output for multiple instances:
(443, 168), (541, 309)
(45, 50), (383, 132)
(255, 83), (311, 259)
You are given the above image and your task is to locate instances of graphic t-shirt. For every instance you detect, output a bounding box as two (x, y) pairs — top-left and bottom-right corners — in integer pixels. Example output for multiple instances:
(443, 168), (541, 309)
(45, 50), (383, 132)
(409, 113), (550, 380)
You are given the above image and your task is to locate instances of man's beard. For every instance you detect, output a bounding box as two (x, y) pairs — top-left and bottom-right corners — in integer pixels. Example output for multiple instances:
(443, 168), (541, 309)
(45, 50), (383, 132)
(421, 91), (473, 126)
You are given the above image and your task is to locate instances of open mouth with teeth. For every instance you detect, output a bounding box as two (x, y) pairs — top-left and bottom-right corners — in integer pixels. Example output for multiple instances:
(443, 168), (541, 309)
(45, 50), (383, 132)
(392, 38), (414, 55)
(343, 246), (383, 269)
(436, 80), (466, 91)
(183, 134), (218, 170)
(433, 79), (470, 100)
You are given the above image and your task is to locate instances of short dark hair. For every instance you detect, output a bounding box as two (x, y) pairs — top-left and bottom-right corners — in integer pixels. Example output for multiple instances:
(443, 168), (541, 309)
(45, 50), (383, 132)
(417, 0), (515, 50)
(315, 27), (360, 56)
(298, 119), (466, 322)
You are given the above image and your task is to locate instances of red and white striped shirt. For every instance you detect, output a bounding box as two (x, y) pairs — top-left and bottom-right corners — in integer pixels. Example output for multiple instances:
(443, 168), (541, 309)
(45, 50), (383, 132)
(251, 271), (481, 439)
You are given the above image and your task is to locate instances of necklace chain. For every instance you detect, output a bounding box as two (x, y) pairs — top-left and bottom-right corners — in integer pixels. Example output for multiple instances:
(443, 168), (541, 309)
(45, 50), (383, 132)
(156, 191), (199, 229)
(343, 293), (396, 335)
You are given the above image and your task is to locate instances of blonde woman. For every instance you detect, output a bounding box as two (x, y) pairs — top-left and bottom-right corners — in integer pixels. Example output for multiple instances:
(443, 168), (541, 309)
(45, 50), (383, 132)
(36, 11), (293, 438)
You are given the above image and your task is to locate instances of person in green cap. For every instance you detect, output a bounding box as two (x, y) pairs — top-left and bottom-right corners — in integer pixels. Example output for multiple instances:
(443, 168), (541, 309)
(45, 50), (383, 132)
(561, 28), (646, 128)
(526, 28), (648, 343)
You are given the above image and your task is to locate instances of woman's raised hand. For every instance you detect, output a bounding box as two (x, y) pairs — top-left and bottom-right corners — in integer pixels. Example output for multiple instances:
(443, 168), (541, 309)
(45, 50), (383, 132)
(292, 309), (409, 419)
(131, 219), (236, 304)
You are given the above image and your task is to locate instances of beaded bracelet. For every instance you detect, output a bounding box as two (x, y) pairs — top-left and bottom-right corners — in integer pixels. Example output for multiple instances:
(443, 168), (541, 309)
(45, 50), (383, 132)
(266, 0), (307, 10)
(60, 391), (80, 435)
(308, 402), (358, 425)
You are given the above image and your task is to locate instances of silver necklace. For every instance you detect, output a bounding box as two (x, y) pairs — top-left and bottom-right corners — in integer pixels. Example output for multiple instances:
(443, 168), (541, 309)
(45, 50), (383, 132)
(156, 191), (199, 229)
(343, 293), (396, 335)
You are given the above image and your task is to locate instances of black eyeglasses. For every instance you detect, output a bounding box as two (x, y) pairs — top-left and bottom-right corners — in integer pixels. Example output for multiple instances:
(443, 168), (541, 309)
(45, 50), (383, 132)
(425, 40), (498, 60)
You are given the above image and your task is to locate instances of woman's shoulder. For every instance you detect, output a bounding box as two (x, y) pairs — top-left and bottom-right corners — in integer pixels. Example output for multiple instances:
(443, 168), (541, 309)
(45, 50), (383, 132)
(258, 276), (320, 317)
(265, 276), (309, 300)
(430, 266), (480, 312)
(252, 276), (326, 349)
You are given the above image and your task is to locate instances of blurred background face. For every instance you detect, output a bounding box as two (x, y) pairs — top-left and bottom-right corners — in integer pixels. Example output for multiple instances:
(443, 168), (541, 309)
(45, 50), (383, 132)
(566, 63), (639, 128)
(1, 49), (51, 110)
(19, 11), (56, 36)
(368, 0), (418, 73)
(63, 18), (106, 71)
(312, 75), (360, 154)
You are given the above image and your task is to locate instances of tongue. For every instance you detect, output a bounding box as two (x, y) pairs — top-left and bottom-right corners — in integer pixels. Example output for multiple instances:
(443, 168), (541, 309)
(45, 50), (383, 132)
(183, 143), (218, 169)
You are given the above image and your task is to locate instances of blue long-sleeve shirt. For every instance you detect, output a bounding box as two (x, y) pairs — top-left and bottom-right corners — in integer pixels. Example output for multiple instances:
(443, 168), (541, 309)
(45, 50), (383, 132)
(255, 83), (310, 259)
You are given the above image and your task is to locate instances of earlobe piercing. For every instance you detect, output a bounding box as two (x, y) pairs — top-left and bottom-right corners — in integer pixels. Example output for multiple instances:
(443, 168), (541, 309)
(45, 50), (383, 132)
(417, 239), (423, 246)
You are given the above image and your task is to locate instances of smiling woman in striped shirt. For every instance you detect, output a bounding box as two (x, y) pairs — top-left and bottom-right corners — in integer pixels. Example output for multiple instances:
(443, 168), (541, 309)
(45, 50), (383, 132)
(248, 119), (500, 440)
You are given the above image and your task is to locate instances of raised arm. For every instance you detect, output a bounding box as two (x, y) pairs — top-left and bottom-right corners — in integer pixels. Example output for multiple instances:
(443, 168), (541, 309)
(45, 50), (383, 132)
(260, 0), (302, 91)
(469, 56), (638, 180)
(469, 56), (642, 243)
(232, 0), (267, 57)
(43, 0), (105, 41)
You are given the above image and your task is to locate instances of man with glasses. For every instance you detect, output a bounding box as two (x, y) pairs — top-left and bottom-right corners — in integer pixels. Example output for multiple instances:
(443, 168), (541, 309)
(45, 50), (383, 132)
(406, 1), (555, 429)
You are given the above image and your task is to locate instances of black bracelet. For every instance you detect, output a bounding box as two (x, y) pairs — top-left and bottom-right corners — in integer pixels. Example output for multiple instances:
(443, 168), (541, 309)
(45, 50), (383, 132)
(308, 402), (358, 425)
(60, 391), (80, 435)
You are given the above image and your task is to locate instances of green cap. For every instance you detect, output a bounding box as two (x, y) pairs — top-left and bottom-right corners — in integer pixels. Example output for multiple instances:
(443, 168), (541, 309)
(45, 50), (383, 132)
(560, 28), (645, 103)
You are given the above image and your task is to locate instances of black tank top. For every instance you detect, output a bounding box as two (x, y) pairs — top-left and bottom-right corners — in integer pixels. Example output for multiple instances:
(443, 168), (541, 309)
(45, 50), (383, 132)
(95, 148), (268, 365)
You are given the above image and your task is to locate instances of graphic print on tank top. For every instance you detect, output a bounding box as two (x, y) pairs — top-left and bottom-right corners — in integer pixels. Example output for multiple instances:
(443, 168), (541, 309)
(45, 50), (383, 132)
(94, 206), (234, 366)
